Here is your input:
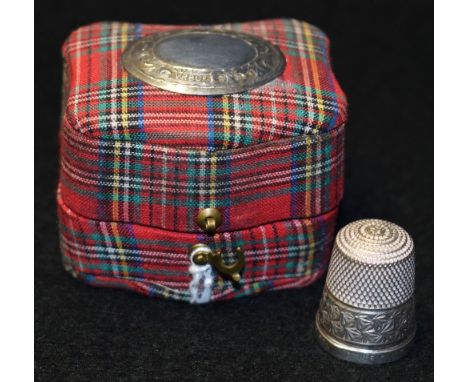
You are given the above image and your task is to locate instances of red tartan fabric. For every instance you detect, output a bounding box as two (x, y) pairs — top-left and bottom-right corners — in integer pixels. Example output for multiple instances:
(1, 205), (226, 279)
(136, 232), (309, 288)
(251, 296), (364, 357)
(58, 19), (348, 301)
(62, 19), (347, 148)
(60, 119), (345, 232)
(58, 187), (338, 302)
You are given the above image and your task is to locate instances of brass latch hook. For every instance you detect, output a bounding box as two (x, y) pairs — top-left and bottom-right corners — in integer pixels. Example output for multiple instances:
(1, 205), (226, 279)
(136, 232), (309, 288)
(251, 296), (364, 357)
(209, 247), (245, 282)
(190, 244), (245, 282)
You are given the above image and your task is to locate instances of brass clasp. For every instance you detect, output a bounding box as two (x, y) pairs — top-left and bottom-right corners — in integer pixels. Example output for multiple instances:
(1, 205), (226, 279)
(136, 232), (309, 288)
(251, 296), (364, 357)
(196, 208), (223, 235)
(189, 243), (245, 282)
(193, 208), (244, 282)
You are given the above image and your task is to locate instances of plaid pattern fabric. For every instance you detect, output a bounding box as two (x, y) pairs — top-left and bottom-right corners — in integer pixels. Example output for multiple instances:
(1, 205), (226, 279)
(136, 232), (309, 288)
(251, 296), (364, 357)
(62, 19), (347, 149)
(60, 120), (344, 231)
(58, 188), (338, 301)
(58, 19), (347, 300)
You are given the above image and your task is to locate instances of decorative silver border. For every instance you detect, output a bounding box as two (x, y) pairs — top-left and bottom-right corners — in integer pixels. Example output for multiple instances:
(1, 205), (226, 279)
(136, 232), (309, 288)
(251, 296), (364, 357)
(122, 29), (286, 95)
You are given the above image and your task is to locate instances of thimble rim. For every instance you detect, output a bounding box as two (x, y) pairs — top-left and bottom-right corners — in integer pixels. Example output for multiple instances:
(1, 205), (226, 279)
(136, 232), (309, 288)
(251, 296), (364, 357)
(315, 288), (416, 364)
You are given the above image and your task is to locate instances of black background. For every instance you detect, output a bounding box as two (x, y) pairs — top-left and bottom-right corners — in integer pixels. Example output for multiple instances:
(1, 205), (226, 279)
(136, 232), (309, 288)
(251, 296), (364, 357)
(35, 1), (433, 380)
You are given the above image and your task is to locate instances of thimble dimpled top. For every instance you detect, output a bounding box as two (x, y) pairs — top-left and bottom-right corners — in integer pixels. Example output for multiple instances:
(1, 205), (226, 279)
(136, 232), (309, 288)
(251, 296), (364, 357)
(326, 219), (415, 309)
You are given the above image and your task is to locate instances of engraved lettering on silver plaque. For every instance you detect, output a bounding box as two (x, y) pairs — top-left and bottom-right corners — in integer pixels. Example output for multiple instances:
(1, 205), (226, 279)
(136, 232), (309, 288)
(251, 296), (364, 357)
(122, 29), (286, 95)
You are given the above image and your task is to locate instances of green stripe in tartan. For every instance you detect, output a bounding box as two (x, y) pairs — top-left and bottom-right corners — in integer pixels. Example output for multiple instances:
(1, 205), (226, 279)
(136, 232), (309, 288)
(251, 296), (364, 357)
(59, 219), (324, 250)
(58, 189), (337, 302)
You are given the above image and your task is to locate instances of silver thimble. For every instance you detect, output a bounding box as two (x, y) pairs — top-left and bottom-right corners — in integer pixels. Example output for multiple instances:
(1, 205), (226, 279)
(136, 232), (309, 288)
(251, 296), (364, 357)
(315, 219), (416, 364)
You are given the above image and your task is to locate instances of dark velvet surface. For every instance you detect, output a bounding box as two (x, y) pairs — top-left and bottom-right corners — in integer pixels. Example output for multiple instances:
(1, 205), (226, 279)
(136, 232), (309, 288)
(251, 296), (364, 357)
(35, 1), (433, 380)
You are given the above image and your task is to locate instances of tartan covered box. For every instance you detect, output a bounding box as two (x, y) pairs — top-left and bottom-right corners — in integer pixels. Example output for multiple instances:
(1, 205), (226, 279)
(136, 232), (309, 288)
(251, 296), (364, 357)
(58, 18), (347, 303)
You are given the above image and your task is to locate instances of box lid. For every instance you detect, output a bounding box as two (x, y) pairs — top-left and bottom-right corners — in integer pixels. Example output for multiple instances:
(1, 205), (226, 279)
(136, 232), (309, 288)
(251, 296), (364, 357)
(62, 19), (347, 150)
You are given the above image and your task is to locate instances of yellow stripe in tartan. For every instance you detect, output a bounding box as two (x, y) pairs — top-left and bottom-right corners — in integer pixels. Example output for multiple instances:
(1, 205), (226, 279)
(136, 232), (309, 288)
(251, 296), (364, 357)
(121, 23), (130, 139)
(110, 222), (129, 278)
(305, 135), (312, 216)
(222, 95), (230, 149)
(210, 154), (217, 205)
(303, 21), (325, 125)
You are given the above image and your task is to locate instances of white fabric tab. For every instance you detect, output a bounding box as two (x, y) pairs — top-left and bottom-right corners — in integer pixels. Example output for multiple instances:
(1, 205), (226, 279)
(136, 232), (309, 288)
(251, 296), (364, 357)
(189, 260), (214, 304)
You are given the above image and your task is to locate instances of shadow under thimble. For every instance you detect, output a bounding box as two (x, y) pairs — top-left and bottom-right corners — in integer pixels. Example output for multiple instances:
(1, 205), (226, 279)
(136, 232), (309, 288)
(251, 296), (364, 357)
(315, 219), (416, 364)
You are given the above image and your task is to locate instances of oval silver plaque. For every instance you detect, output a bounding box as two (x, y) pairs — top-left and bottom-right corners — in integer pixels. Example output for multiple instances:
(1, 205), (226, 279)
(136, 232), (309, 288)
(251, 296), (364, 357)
(122, 29), (286, 95)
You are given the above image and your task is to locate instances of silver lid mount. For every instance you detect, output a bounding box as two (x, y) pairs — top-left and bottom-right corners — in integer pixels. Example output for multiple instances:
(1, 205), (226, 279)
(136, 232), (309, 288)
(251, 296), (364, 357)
(122, 29), (286, 95)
